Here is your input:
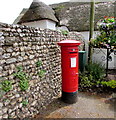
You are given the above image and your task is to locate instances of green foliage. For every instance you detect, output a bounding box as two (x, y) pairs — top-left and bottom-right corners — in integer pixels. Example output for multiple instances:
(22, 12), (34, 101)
(101, 80), (116, 89)
(17, 66), (23, 71)
(36, 60), (42, 67)
(85, 62), (105, 81)
(79, 73), (94, 88)
(19, 79), (29, 91)
(102, 16), (115, 23)
(38, 70), (46, 78)
(36, 60), (46, 78)
(22, 99), (28, 107)
(0, 78), (7, 97)
(61, 30), (69, 36)
(93, 16), (116, 47)
(14, 66), (29, 91)
(93, 30), (116, 47)
(79, 62), (106, 91)
(1, 80), (12, 92)
(79, 62), (115, 92)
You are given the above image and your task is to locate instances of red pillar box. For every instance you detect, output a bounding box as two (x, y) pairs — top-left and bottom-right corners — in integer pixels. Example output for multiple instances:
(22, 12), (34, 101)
(58, 40), (81, 104)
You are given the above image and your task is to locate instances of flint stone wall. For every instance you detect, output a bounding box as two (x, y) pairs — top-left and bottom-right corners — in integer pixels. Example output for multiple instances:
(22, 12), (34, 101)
(0, 22), (84, 119)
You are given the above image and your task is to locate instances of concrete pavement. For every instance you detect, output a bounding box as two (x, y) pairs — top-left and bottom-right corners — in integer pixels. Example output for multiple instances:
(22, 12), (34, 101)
(35, 92), (115, 119)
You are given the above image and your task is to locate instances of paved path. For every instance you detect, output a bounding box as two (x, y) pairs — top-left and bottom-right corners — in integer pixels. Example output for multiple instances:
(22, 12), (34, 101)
(35, 92), (115, 119)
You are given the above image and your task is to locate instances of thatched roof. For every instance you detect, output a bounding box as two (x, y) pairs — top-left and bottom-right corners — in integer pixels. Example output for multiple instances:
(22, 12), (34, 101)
(18, 0), (58, 24)
(13, 8), (27, 24)
(51, 1), (114, 31)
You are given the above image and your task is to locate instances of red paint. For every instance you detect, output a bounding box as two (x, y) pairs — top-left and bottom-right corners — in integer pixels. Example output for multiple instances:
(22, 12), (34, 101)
(58, 40), (81, 93)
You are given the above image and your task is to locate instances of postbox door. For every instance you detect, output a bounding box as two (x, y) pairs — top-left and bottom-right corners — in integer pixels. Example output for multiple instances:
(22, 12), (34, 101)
(69, 52), (79, 92)
(62, 47), (79, 93)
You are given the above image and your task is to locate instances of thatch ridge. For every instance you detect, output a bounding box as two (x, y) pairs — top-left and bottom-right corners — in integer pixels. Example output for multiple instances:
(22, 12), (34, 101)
(18, 0), (58, 24)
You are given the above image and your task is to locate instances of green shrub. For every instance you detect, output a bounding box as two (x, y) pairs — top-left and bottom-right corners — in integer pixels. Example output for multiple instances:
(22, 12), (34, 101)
(101, 80), (116, 89)
(79, 73), (94, 88)
(85, 62), (105, 81)
(93, 16), (116, 47)
(79, 62), (115, 93)
(79, 62), (106, 91)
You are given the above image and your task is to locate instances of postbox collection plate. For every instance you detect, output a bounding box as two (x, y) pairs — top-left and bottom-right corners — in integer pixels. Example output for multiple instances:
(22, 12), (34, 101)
(70, 57), (76, 68)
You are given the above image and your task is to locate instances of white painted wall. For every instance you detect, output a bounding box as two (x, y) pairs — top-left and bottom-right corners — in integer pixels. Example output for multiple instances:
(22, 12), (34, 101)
(79, 31), (89, 63)
(46, 20), (56, 30)
(56, 26), (69, 31)
(92, 48), (115, 69)
(114, 54), (116, 69)
(22, 19), (56, 30)
(79, 31), (98, 59)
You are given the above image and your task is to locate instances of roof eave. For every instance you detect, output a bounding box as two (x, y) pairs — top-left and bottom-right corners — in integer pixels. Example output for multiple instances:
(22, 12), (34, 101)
(18, 18), (58, 24)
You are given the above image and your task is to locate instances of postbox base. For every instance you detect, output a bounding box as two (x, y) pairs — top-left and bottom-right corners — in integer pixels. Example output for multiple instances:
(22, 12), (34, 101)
(61, 91), (78, 104)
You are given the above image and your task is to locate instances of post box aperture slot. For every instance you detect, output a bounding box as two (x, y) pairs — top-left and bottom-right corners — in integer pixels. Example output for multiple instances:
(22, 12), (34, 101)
(68, 48), (78, 53)
(69, 51), (77, 53)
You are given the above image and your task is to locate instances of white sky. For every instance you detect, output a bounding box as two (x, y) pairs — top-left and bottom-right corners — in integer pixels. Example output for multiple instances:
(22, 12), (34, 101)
(0, 0), (69, 24)
(0, 0), (114, 24)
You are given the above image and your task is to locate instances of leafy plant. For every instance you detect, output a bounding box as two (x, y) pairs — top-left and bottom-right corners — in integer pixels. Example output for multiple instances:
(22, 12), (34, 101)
(38, 70), (46, 78)
(19, 79), (29, 91)
(61, 30), (69, 36)
(36, 60), (42, 67)
(79, 73), (94, 88)
(17, 66), (23, 71)
(14, 66), (29, 91)
(79, 62), (106, 91)
(0, 78), (7, 97)
(79, 62), (116, 93)
(1, 80), (12, 92)
(93, 30), (116, 47)
(102, 16), (115, 23)
(22, 99), (28, 107)
(101, 80), (116, 89)
(85, 62), (105, 81)
(36, 60), (46, 78)
(93, 16), (116, 48)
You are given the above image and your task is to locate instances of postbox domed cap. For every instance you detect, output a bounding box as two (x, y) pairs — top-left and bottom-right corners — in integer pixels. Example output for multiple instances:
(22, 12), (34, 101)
(58, 40), (81, 46)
